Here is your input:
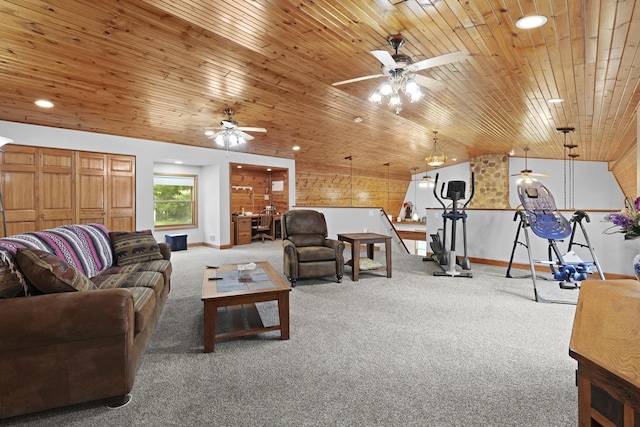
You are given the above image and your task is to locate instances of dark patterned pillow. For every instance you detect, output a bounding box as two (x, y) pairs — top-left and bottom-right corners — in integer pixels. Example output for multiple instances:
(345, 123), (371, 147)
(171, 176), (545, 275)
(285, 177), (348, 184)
(109, 230), (163, 266)
(15, 248), (97, 293)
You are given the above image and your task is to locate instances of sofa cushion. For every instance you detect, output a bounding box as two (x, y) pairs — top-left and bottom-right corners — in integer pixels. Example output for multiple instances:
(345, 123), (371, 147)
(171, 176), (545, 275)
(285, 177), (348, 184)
(297, 246), (337, 262)
(127, 287), (157, 334)
(15, 248), (98, 293)
(109, 230), (163, 266)
(91, 271), (164, 297)
(100, 259), (172, 286)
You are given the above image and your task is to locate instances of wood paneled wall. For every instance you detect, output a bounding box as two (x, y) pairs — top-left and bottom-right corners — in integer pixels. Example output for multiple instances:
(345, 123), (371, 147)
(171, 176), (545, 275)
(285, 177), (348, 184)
(294, 161), (409, 217)
(230, 167), (289, 215)
(611, 138), (637, 200)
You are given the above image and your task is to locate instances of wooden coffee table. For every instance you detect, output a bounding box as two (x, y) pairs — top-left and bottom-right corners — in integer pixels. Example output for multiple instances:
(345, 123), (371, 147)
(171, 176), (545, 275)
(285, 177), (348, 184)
(201, 262), (291, 352)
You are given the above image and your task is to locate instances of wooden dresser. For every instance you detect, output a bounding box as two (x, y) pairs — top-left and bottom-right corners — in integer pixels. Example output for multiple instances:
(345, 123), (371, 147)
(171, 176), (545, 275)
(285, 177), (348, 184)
(569, 279), (640, 427)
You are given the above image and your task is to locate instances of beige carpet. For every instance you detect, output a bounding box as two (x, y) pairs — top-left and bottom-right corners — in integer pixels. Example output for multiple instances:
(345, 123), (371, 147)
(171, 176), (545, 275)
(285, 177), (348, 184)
(5, 241), (579, 426)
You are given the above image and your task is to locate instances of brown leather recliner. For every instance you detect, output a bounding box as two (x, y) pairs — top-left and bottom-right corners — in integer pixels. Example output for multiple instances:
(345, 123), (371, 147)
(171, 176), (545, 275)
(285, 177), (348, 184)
(282, 210), (344, 287)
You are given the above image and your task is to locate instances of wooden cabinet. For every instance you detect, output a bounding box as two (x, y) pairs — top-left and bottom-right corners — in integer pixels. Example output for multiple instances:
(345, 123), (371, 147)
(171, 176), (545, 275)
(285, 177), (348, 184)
(39, 148), (75, 229)
(107, 155), (136, 231)
(234, 216), (252, 245)
(0, 145), (38, 236)
(0, 145), (136, 235)
(570, 280), (640, 427)
(76, 151), (107, 225)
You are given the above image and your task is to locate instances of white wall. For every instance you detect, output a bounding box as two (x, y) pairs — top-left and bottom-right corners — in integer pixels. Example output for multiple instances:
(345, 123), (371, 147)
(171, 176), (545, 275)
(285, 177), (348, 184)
(0, 120), (295, 246)
(507, 157), (623, 209)
(406, 158), (624, 216)
(2, 120), (637, 276)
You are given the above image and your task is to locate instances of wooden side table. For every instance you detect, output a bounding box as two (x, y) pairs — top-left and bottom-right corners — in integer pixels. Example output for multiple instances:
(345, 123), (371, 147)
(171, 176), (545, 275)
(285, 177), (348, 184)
(337, 233), (392, 281)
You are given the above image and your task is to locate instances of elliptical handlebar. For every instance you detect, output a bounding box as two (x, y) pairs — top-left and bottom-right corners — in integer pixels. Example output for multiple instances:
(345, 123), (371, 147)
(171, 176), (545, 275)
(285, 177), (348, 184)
(432, 172), (475, 212)
(462, 172), (475, 210)
(433, 173), (446, 209)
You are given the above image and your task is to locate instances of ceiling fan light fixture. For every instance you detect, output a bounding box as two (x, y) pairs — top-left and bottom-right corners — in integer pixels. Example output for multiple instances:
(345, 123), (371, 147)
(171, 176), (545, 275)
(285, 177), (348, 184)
(410, 89), (424, 103)
(389, 93), (401, 106)
(380, 81), (393, 96)
(404, 78), (419, 95)
(369, 90), (382, 103)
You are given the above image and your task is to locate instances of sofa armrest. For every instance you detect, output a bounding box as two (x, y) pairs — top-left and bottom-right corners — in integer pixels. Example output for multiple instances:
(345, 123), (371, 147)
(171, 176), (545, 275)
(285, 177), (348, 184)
(158, 242), (172, 260)
(0, 289), (134, 353)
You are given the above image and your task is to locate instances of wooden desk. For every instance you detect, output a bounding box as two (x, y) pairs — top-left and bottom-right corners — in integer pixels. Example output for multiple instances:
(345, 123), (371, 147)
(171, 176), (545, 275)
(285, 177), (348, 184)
(233, 214), (282, 245)
(337, 233), (392, 281)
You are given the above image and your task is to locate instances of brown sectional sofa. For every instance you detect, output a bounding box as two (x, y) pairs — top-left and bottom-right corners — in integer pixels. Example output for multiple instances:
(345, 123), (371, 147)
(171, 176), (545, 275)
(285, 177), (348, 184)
(0, 224), (172, 419)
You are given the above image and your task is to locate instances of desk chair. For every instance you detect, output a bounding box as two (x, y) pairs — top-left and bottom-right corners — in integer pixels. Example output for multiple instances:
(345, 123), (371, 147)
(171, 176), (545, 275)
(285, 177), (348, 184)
(252, 211), (273, 242)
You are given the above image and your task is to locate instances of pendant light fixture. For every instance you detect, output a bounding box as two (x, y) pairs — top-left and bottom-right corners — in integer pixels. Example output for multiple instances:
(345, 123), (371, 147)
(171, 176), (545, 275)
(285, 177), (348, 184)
(426, 131), (447, 167)
(411, 167), (419, 221)
(557, 127), (576, 209)
(419, 162), (435, 188)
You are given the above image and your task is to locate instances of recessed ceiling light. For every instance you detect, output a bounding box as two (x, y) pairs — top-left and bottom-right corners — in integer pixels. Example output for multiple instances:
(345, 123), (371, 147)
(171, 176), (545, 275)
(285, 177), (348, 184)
(292, 146), (300, 151)
(509, 149), (515, 156)
(204, 130), (214, 136)
(547, 98), (564, 103)
(174, 161), (183, 164)
(266, 168), (272, 171)
(237, 165), (242, 168)
(516, 15), (548, 29)
(34, 99), (54, 108)
(353, 116), (363, 123)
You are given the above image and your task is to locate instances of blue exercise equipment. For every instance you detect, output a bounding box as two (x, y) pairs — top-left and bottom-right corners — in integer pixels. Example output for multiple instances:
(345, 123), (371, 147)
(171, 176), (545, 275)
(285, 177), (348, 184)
(506, 179), (605, 303)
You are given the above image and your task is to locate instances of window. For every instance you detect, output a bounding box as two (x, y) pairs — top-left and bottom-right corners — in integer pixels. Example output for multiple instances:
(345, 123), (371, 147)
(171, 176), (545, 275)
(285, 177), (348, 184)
(153, 174), (197, 228)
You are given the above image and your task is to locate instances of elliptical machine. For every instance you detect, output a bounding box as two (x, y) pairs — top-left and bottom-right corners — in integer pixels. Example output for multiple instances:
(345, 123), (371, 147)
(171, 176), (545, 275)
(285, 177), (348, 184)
(424, 172), (475, 277)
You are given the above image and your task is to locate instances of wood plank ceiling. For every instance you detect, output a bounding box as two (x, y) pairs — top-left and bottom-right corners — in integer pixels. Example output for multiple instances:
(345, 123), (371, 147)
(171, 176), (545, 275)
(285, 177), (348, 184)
(0, 0), (638, 182)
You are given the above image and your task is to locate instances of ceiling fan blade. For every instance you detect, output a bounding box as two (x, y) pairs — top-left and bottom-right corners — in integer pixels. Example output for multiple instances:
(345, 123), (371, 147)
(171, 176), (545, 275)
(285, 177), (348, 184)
(237, 131), (255, 141)
(370, 50), (398, 68)
(332, 74), (385, 86)
(236, 126), (267, 133)
(413, 74), (445, 91)
(221, 120), (236, 128)
(409, 51), (466, 72)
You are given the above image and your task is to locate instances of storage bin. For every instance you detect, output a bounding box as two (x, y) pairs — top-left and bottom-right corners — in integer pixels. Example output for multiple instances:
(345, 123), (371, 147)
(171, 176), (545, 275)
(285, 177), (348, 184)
(165, 234), (187, 251)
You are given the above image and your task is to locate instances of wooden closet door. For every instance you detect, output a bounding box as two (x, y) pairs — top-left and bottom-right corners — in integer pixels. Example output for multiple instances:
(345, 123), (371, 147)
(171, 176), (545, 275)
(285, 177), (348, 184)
(0, 145), (38, 236)
(76, 152), (107, 224)
(107, 155), (136, 231)
(39, 148), (75, 229)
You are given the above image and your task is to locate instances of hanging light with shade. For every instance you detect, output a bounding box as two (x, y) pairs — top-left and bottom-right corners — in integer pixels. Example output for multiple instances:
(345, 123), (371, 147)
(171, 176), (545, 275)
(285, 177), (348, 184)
(425, 131), (447, 167)
(419, 162), (435, 188)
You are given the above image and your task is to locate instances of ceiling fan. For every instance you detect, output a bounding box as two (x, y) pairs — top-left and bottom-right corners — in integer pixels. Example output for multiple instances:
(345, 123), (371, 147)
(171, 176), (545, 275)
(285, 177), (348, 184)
(331, 35), (466, 93)
(511, 147), (549, 181)
(204, 109), (267, 148)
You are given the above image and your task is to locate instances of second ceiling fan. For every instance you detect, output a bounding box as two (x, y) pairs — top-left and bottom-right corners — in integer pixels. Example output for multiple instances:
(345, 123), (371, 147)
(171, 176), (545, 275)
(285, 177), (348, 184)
(332, 35), (466, 108)
(205, 109), (267, 148)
